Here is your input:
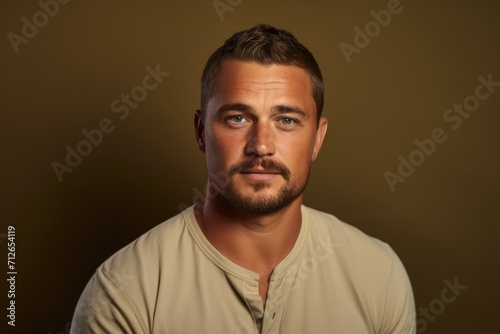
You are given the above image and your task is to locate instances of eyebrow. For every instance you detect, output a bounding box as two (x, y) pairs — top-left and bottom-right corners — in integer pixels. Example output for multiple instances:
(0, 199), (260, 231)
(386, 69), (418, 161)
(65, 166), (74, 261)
(216, 103), (253, 114)
(273, 105), (307, 118)
(216, 103), (308, 118)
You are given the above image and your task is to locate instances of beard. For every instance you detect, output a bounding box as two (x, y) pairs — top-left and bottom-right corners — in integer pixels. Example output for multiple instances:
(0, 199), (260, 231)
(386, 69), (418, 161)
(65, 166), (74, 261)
(209, 158), (309, 216)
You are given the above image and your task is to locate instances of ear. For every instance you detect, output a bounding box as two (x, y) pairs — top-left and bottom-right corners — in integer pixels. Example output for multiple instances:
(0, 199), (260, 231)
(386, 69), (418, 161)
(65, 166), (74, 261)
(311, 116), (328, 161)
(194, 109), (205, 152)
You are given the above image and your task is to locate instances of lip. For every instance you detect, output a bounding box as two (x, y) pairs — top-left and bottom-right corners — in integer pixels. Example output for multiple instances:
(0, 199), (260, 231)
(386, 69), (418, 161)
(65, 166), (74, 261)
(240, 170), (280, 181)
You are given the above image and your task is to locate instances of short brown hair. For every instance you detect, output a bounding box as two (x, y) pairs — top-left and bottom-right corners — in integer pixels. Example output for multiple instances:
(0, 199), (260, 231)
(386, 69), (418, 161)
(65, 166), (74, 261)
(201, 24), (324, 122)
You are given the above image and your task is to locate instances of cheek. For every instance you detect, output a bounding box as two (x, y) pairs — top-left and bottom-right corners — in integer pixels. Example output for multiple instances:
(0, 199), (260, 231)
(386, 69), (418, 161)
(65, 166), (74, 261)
(282, 137), (316, 175)
(284, 135), (315, 159)
(205, 129), (241, 170)
(205, 139), (224, 170)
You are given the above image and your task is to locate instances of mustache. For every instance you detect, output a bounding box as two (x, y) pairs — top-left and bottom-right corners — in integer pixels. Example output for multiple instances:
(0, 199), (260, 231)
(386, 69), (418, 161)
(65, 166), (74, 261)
(229, 159), (291, 181)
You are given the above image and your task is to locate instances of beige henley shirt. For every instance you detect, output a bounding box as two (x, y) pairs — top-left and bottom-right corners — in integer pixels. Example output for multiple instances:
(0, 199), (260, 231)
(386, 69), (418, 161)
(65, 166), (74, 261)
(71, 205), (416, 333)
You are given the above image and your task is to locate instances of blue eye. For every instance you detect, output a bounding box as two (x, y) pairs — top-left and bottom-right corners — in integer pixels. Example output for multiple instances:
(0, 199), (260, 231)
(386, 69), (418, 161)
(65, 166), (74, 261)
(280, 118), (295, 125)
(225, 115), (248, 128)
(230, 115), (245, 122)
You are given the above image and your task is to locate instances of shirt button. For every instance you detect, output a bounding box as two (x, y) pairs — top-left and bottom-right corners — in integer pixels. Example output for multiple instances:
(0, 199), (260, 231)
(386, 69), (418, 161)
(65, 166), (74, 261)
(257, 316), (264, 325)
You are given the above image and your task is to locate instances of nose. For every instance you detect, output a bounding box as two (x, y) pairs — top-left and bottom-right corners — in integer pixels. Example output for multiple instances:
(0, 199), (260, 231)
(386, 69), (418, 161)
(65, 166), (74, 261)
(244, 121), (275, 157)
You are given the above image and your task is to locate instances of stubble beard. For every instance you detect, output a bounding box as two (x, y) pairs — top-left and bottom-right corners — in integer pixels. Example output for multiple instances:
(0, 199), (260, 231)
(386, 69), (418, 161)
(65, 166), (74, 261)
(209, 159), (310, 216)
(222, 178), (307, 216)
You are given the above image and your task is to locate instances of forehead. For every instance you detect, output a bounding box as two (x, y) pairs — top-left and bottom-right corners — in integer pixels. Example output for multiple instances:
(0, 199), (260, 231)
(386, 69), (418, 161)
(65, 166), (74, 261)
(208, 60), (315, 110)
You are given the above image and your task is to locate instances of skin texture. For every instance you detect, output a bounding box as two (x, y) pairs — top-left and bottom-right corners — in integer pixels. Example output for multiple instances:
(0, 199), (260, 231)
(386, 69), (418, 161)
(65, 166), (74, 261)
(194, 59), (328, 306)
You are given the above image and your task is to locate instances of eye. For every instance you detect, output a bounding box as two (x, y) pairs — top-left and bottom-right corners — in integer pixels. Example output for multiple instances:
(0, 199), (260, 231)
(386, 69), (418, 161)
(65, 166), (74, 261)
(225, 115), (248, 127)
(280, 118), (295, 125)
(276, 117), (299, 129)
(229, 115), (245, 122)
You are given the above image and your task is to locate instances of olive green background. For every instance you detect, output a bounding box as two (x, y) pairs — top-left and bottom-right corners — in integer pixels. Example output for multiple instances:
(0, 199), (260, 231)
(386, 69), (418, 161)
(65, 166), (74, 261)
(1, 0), (499, 332)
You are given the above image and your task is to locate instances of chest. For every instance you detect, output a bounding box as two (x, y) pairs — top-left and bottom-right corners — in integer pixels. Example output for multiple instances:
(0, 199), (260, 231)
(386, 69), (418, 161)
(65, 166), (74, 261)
(152, 266), (375, 334)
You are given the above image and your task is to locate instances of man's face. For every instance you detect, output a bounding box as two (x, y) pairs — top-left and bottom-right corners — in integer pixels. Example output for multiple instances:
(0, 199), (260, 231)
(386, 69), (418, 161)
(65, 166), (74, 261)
(196, 60), (327, 216)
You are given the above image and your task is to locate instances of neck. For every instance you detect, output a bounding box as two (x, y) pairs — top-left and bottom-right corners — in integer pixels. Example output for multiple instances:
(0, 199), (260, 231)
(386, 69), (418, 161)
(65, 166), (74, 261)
(194, 194), (303, 273)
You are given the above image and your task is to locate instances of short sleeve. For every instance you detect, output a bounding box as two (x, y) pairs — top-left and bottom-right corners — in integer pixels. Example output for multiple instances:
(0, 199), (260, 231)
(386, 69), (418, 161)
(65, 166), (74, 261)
(70, 269), (147, 334)
(380, 250), (416, 334)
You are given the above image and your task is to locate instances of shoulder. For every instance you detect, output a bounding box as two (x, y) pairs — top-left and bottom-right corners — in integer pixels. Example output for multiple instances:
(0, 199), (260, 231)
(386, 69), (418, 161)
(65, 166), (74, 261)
(99, 207), (191, 277)
(90, 207), (196, 301)
(301, 205), (410, 294)
(303, 205), (396, 264)
(74, 208), (195, 331)
(302, 206), (415, 331)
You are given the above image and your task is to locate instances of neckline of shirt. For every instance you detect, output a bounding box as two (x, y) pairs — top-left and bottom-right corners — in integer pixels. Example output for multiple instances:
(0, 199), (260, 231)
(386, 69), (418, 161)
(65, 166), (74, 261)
(183, 204), (310, 282)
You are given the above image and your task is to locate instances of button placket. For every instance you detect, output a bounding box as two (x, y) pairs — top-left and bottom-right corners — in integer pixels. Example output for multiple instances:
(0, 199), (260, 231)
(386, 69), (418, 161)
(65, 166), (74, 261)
(241, 278), (264, 333)
(261, 273), (286, 333)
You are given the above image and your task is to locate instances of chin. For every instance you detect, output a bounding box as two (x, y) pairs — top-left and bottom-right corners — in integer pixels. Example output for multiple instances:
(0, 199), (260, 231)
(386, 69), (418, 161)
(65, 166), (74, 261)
(222, 185), (301, 216)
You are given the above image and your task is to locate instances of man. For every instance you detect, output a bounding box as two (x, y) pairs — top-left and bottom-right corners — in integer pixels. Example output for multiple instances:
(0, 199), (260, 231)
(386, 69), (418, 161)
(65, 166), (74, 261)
(71, 24), (416, 333)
